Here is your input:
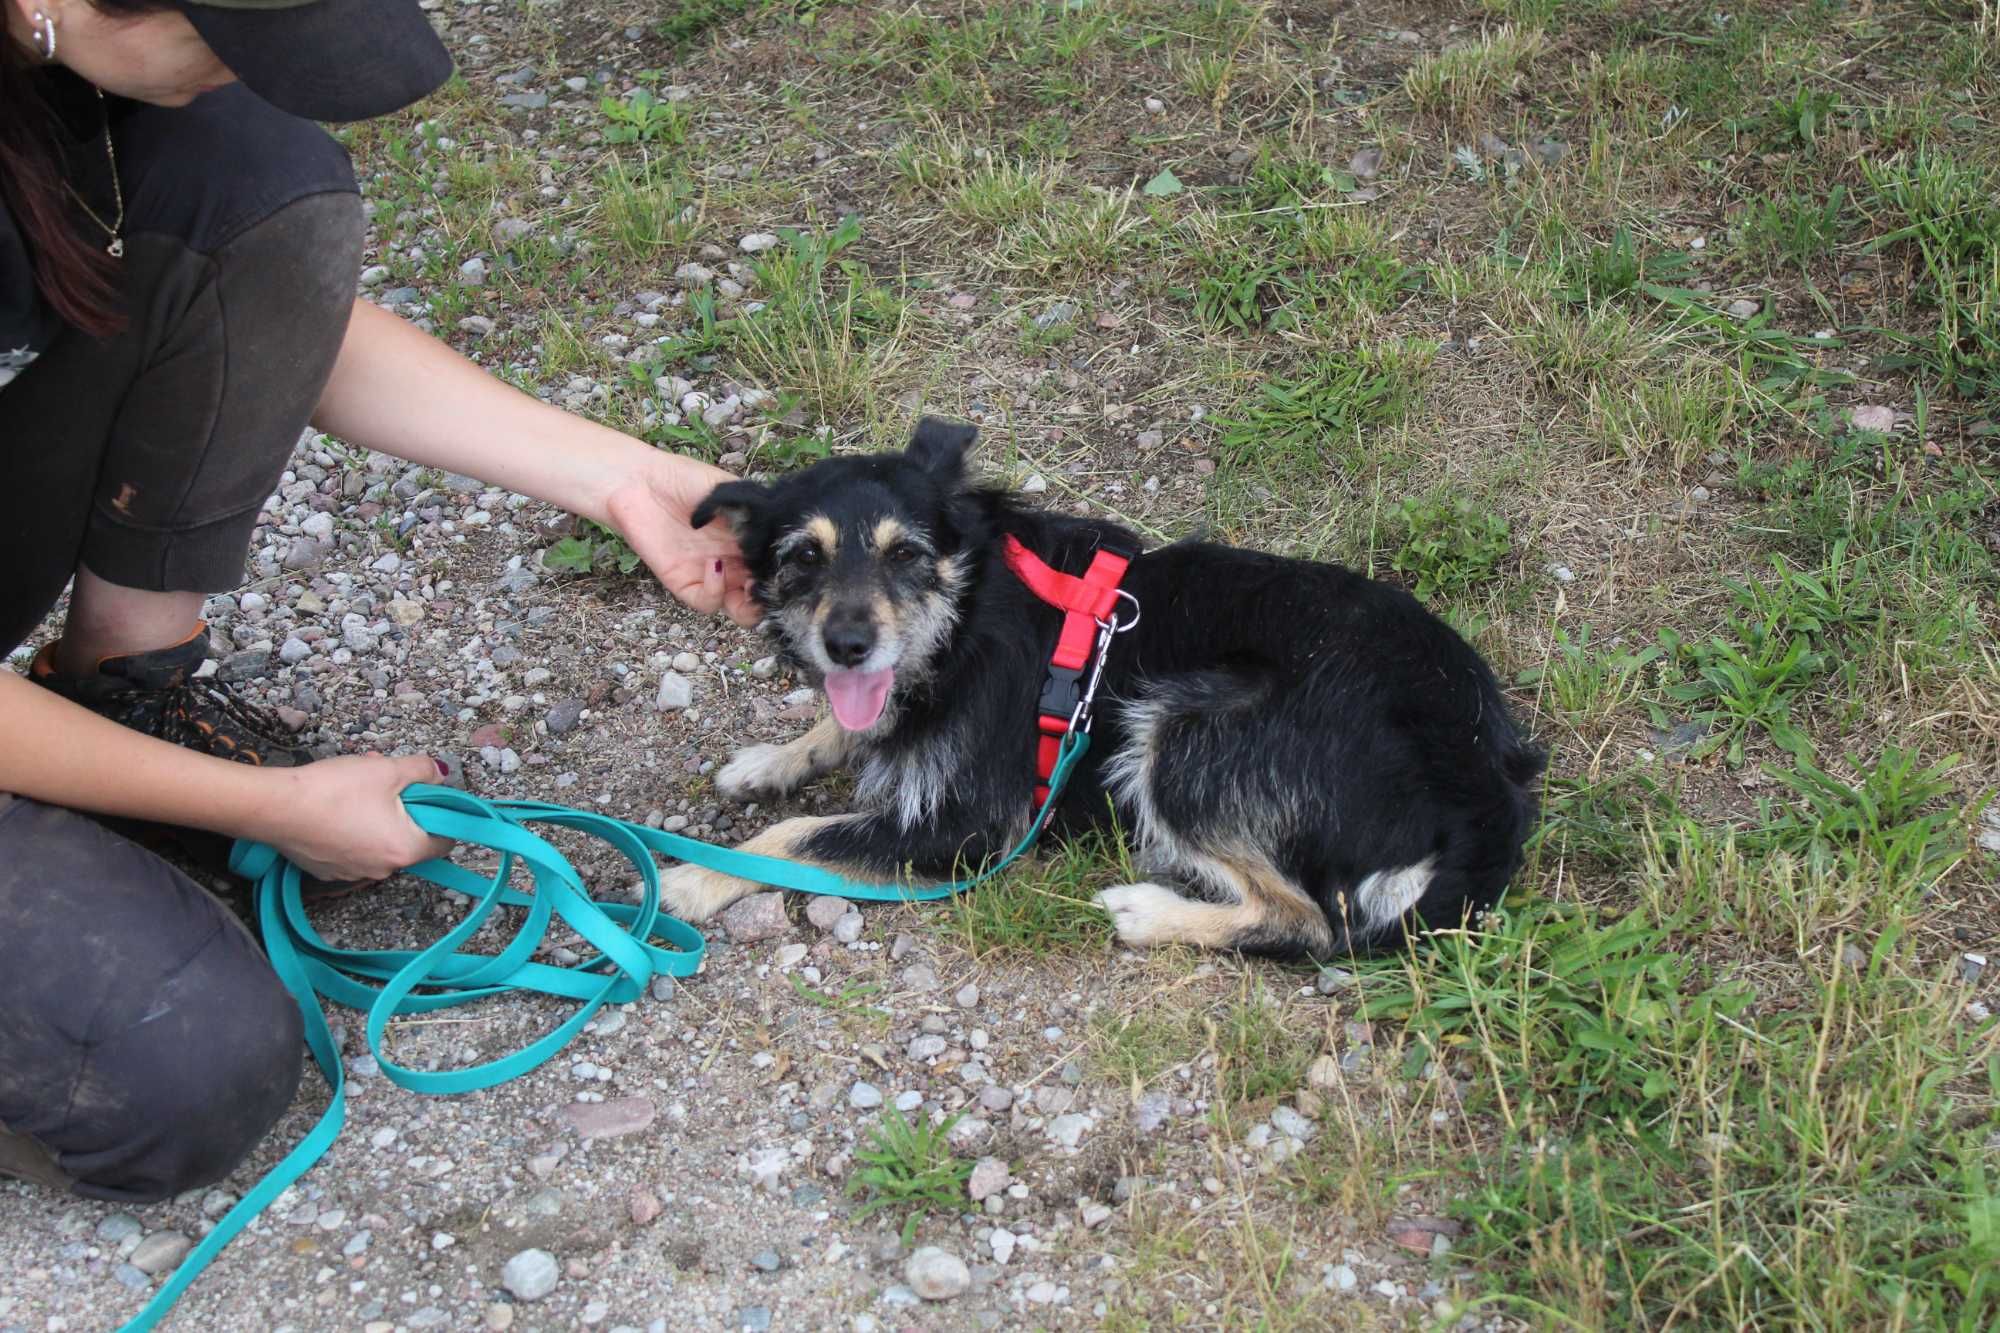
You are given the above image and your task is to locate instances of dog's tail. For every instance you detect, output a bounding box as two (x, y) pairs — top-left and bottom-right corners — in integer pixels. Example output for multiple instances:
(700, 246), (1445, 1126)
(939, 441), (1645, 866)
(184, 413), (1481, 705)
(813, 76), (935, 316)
(1324, 731), (1545, 960)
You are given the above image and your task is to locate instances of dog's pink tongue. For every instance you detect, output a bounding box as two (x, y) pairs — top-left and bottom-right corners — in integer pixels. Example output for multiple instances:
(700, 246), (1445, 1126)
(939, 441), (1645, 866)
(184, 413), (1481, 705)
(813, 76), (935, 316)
(824, 668), (895, 731)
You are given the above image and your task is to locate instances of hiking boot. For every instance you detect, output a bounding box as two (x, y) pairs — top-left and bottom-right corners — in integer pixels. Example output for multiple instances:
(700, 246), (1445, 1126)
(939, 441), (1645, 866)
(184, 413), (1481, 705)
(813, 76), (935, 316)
(30, 626), (385, 903)
(30, 624), (316, 768)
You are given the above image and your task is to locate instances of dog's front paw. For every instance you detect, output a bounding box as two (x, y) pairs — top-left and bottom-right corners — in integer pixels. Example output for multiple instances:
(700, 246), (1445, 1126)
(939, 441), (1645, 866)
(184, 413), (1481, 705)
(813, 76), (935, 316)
(717, 742), (805, 801)
(1093, 882), (1188, 949)
(661, 862), (758, 923)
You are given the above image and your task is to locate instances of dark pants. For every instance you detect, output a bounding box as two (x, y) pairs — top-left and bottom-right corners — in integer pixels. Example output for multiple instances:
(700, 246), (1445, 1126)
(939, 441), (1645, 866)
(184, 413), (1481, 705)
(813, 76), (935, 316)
(0, 796), (304, 1202)
(0, 84), (360, 1200)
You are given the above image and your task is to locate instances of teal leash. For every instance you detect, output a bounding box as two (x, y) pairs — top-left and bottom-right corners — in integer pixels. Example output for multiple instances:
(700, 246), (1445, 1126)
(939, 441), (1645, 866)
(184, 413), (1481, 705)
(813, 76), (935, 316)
(116, 730), (1091, 1331)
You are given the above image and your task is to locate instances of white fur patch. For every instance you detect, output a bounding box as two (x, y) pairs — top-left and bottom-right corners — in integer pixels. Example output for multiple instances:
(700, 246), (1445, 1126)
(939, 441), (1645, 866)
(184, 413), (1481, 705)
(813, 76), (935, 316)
(858, 745), (957, 831)
(717, 742), (804, 799)
(1354, 858), (1436, 930)
(1094, 882), (1200, 948)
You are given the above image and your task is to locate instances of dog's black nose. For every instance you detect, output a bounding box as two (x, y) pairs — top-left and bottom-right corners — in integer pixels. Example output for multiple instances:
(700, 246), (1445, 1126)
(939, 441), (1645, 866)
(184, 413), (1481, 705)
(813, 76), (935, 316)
(823, 611), (876, 667)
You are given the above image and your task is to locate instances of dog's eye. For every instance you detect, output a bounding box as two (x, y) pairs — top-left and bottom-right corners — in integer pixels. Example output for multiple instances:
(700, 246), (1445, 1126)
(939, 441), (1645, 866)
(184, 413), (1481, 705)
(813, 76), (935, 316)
(791, 545), (823, 568)
(888, 543), (921, 564)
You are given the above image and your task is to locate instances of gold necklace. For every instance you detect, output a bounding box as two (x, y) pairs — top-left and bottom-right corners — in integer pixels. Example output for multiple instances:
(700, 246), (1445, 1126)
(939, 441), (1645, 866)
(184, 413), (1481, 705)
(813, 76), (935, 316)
(62, 90), (125, 259)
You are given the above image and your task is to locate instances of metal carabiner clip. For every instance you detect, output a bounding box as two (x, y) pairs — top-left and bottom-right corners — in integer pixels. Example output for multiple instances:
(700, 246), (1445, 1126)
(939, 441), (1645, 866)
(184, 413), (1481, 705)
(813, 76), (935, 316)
(1074, 592), (1139, 733)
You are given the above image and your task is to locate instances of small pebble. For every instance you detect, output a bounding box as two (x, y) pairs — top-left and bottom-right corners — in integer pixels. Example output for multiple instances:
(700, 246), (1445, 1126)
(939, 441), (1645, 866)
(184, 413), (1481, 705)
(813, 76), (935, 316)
(502, 1248), (560, 1302)
(904, 1247), (971, 1300)
(128, 1231), (192, 1276)
(656, 671), (694, 711)
(806, 896), (853, 930)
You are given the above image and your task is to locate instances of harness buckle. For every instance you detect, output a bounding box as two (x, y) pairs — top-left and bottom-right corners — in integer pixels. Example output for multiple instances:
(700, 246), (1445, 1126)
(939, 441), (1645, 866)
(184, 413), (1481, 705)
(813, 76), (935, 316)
(1037, 662), (1086, 720)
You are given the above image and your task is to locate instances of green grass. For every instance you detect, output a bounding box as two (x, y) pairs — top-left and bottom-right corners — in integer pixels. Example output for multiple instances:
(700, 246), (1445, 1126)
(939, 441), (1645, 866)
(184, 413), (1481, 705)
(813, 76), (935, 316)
(330, 2), (2000, 1326)
(945, 831), (1124, 959)
(892, 132), (1064, 231)
(597, 156), (699, 264)
(725, 216), (911, 426)
(1736, 186), (1851, 274)
(1212, 341), (1434, 481)
(845, 1107), (974, 1244)
(598, 87), (695, 146)
(1388, 493), (1514, 602)
(1863, 152), (2000, 397)
(1361, 889), (1998, 1329)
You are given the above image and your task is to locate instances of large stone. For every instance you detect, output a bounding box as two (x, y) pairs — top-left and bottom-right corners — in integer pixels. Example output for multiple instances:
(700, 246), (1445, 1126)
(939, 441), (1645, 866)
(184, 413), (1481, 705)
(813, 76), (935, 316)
(904, 1247), (970, 1301)
(628, 1187), (662, 1226)
(967, 1157), (1009, 1202)
(96, 1213), (143, 1244)
(655, 671), (693, 711)
(501, 1248), (559, 1302)
(282, 537), (328, 572)
(545, 698), (585, 735)
(805, 895), (853, 931)
(560, 1096), (656, 1141)
(1270, 1105), (1317, 1142)
(720, 893), (790, 943)
(129, 1231), (192, 1275)
(1047, 1114), (1090, 1149)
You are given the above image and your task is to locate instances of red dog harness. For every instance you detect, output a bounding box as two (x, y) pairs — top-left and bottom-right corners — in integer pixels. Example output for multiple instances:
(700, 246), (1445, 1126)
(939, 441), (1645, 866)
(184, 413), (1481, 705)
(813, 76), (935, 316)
(1001, 535), (1140, 805)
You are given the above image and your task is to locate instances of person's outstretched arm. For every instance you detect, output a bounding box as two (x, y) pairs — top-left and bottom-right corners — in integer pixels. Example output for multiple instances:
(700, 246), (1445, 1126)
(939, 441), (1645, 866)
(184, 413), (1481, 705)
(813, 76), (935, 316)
(0, 670), (449, 883)
(312, 299), (760, 627)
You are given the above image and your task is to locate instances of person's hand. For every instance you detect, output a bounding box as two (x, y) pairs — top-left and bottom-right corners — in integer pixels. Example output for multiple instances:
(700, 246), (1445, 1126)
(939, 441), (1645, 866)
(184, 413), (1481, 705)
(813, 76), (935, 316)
(256, 753), (456, 883)
(603, 451), (760, 627)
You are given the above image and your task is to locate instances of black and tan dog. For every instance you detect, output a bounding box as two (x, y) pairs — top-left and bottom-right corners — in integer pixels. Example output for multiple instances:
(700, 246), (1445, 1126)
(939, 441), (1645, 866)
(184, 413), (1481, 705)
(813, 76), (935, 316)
(661, 419), (1544, 959)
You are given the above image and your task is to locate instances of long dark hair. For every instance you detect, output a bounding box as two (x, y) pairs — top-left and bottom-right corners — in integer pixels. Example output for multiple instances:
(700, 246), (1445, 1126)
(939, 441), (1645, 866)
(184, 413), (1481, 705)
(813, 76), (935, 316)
(0, 0), (168, 337)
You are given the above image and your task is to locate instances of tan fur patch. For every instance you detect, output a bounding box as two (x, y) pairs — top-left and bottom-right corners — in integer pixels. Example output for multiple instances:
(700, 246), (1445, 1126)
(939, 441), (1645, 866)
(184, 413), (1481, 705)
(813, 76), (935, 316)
(936, 552), (970, 591)
(1219, 848), (1336, 952)
(658, 815), (879, 922)
(867, 589), (902, 638)
(805, 515), (839, 557)
(1096, 846), (1333, 954)
(869, 517), (909, 552)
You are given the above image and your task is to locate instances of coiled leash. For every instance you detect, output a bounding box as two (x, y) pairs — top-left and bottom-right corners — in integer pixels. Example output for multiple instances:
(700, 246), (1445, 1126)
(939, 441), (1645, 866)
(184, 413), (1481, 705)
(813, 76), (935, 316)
(119, 548), (1136, 1332)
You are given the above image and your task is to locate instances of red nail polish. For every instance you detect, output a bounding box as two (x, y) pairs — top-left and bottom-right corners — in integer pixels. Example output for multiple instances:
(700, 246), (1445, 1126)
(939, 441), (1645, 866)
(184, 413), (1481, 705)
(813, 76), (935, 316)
(434, 758), (450, 777)
(713, 560), (724, 574)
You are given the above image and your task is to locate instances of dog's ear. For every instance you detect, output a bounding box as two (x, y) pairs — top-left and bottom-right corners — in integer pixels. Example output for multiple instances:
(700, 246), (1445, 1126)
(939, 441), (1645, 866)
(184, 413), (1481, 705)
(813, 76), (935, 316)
(690, 479), (772, 534)
(906, 416), (978, 482)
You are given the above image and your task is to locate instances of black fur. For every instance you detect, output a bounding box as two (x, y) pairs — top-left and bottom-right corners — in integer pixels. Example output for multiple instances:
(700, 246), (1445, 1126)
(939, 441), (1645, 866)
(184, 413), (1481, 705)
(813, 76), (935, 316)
(691, 418), (1545, 959)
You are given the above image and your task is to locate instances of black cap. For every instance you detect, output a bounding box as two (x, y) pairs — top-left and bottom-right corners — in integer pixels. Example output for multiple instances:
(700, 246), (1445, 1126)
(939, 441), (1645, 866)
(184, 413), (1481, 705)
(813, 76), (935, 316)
(174, 0), (454, 123)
